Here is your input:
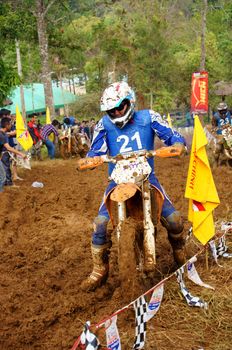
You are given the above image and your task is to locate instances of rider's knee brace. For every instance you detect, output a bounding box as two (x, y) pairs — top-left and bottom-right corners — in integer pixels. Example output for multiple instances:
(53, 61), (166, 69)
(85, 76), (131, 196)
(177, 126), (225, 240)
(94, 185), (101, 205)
(161, 210), (184, 236)
(92, 215), (110, 246)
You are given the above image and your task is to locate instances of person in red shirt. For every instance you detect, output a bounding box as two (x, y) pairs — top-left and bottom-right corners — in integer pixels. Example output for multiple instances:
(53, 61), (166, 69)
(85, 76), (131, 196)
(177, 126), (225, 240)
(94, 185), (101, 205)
(27, 115), (41, 144)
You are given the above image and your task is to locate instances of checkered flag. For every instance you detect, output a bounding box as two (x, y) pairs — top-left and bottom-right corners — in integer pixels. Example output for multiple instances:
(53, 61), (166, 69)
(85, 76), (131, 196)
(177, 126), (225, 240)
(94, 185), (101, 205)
(80, 321), (100, 350)
(176, 267), (207, 309)
(216, 235), (232, 258)
(209, 240), (222, 266)
(133, 295), (147, 349)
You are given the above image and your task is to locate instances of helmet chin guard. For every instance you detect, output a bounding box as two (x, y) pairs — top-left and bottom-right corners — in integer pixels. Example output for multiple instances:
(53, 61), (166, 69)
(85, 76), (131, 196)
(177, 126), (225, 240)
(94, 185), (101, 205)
(111, 104), (134, 129)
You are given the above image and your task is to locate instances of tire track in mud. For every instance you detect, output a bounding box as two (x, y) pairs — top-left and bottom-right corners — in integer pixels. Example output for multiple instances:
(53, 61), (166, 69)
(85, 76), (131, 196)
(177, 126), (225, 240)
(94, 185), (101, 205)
(0, 157), (231, 349)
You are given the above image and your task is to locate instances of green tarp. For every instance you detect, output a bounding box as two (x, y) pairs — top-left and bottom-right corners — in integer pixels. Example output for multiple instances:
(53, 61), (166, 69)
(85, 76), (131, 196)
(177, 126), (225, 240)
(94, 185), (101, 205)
(2, 83), (77, 115)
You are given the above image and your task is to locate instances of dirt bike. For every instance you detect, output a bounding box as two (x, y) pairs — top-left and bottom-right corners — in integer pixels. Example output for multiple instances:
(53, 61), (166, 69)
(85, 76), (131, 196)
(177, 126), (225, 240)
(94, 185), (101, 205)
(9, 152), (31, 169)
(59, 128), (90, 159)
(221, 125), (232, 160)
(77, 146), (182, 288)
(205, 124), (232, 167)
(29, 140), (43, 161)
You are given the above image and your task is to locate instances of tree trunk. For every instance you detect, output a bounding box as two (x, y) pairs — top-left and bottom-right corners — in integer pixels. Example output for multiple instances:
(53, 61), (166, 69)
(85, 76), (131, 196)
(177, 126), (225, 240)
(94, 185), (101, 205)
(36, 0), (55, 118)
(200, 0), (207, 71)
(15, 39), (26, 119)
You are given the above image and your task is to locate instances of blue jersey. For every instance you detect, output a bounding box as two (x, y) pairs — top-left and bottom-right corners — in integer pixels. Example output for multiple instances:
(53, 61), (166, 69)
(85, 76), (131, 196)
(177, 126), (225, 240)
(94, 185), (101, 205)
(87, 109), (185, 175)
(213, 111), (232, 134)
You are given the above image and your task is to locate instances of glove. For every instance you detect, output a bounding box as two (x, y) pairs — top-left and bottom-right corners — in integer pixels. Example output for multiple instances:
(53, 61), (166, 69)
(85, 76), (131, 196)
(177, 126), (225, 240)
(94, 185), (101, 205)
(173, 143), (187, 156)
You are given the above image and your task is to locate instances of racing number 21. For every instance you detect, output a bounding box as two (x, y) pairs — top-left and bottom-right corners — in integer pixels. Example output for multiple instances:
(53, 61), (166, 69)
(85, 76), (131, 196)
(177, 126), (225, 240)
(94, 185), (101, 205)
(117, 131), (142, 153)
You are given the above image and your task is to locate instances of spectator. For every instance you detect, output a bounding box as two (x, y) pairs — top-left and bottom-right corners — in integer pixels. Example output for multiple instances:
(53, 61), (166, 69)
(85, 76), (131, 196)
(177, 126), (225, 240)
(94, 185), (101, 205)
(185, 111), (192, 127)
(1, 110), (23, 181)
(63, 116), (71, 129)
(0, 118), (26, 187)
(37, 119), (42, 131)
(83, 120), (91, 140)
(90, 118), (96, 141)
(40, 120), (60, 159)
(0, 108), (11, 118)
(69, 116), (77, 126)
(27, 115), (43, 161)
(63, 116), (77, 129)
(8, 114), (24, 181)
(27, 115), (42, 145)
(0, 133), (6, 192)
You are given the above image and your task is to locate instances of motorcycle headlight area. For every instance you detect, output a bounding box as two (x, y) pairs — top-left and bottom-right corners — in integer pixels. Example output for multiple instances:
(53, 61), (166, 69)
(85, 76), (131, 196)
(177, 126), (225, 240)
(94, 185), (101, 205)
(110, 156), (152, 184)
(222, 128), (232, 148)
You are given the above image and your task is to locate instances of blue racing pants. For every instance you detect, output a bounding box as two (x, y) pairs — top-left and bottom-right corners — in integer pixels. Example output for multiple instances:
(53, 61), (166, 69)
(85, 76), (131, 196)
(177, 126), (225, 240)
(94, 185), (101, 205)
(92, 172), (183, 246)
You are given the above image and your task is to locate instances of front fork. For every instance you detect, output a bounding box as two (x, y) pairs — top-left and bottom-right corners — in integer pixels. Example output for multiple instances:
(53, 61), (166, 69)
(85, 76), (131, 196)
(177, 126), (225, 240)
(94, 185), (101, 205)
(116, 202), (126, 241)
(142, 180), (156, 270)
(116, 180), (156, 271)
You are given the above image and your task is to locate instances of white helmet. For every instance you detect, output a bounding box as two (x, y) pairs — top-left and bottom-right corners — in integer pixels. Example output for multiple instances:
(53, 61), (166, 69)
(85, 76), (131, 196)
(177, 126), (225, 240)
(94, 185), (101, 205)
(217, 102), (228, 112)
(100, 81), (136, 128)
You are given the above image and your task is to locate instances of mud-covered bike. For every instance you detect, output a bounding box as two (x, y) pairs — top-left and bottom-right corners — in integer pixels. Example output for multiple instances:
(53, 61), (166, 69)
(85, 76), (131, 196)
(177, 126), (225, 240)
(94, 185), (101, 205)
(77, 146), (182, 288)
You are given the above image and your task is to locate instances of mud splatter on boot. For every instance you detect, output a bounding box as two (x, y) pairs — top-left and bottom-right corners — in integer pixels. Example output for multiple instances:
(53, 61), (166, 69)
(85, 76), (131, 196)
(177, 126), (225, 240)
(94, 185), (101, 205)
(168, 231), (186, 267)
(81, 243), (111, 292)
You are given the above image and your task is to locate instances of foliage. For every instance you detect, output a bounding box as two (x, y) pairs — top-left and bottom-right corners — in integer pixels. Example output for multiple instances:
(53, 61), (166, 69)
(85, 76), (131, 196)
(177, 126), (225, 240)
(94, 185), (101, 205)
(0, 58), (20, 105)
(69, 92), (102, 119)
(1, 0), (232, 113)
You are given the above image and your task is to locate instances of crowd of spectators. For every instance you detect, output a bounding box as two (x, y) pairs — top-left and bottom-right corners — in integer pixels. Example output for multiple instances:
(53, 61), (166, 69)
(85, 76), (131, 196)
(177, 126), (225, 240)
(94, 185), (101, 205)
(0, 109), (97, 192)
(0, 108), (27, 190)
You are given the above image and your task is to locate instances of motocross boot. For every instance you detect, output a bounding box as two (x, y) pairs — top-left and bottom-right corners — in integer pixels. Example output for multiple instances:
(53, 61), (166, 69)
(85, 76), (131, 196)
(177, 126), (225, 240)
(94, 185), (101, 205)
(81, 242), (111, 292)
(168, 231), (186, 267)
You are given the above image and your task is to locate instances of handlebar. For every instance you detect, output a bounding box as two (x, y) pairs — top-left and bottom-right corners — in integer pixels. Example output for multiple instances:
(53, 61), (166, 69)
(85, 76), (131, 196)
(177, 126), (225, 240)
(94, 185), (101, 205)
(77, 145), (183, 171)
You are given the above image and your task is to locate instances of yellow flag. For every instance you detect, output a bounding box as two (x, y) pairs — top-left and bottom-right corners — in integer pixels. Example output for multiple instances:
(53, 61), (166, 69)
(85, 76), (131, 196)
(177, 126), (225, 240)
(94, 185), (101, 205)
(46, 107), (51, 124)
(46, 106), (54, 141)
(167, 113), (172, 128)
(185, 115), (220, 245)
(16, 105), (33, 151)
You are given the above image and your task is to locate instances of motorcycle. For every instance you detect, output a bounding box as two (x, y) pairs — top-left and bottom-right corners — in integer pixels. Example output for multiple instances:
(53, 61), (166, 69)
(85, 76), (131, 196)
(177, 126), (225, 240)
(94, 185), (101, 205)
(221, 125), (232, 161)
(59, 127), (90, 159)
(77, 146), (182, 287)
(205, 124), (232, 167)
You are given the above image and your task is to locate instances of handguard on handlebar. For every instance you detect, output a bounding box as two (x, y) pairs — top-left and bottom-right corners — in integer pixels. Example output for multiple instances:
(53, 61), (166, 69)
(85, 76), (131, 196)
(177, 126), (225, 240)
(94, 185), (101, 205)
(153, 145), (183, 157)
(77, 156), (104, 170)
(77, 145), (183, 170)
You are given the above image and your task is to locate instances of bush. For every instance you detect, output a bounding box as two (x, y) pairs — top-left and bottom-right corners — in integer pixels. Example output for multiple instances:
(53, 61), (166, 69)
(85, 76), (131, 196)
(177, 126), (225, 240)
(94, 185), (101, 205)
(69, 92), (102, 120)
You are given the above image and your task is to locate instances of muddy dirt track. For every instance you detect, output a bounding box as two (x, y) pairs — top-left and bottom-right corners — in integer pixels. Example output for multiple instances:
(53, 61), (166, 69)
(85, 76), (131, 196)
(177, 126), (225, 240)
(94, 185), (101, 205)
(0, 155), (231, 350)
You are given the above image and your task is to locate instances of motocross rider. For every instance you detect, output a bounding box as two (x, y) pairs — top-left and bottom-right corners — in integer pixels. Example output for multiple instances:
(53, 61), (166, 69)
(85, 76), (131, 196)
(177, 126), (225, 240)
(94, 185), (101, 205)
(211, 102), (232, 164)
(212, 102), (232, 133)
(81, 81), (187, 291)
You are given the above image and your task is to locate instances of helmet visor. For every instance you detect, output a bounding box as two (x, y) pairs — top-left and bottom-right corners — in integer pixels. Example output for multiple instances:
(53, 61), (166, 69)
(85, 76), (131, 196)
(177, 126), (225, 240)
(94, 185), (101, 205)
(107, 99), (130, 119)
(219, 109), (227, 115)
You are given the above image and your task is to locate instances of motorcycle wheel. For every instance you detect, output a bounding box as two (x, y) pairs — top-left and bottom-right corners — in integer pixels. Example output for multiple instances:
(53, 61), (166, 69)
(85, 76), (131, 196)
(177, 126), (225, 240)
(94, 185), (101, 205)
(118, 218), (144, 299)
(60, 142), (71, 160)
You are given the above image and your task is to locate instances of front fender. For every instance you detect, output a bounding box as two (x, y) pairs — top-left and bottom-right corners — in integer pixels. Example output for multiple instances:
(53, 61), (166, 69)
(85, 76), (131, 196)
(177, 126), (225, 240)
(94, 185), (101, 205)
(110, 183), (141, 202)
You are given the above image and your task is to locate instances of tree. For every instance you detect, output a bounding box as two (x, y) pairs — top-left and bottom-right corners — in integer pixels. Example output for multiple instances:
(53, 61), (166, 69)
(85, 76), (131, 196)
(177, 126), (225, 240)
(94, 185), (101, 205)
(35, 0), (55, 116)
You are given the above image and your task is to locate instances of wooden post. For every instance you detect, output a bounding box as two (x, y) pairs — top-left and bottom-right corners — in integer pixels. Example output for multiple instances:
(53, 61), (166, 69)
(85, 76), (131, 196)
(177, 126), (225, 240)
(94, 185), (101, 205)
(199, 0), (208, 126)
(205, 246), (209, 270)
(15, 39), (26, 119)
(200, 0), (207, 72)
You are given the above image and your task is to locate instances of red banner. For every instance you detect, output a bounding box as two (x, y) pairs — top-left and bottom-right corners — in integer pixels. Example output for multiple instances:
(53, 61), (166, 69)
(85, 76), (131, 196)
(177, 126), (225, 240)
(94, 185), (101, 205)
(191, 71), (208, 113)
